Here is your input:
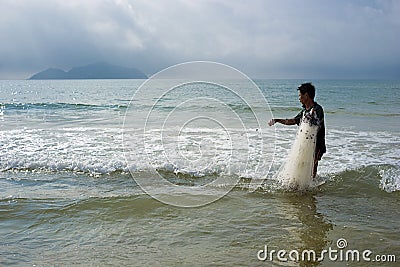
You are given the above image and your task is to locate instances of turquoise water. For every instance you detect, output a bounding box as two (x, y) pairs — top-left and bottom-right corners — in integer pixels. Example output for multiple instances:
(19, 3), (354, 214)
(0, 79), (399, 266)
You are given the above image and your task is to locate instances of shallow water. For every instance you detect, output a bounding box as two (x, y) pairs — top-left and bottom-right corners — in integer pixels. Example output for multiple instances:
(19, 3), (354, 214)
(0, 79), (399, 266)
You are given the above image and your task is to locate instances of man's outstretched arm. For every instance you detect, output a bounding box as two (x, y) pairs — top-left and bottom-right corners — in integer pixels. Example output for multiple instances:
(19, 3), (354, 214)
(268, 118), (297, 126)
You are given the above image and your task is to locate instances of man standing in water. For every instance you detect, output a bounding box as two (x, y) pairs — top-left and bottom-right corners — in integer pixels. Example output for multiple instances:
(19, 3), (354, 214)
(268, 83), (326, 178)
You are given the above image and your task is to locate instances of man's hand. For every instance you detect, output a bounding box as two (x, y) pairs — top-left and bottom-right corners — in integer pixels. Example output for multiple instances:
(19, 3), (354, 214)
(268, 119), (276, 126)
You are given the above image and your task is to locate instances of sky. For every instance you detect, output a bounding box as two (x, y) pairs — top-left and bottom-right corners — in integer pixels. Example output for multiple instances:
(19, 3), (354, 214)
(0, 0), (399, 79)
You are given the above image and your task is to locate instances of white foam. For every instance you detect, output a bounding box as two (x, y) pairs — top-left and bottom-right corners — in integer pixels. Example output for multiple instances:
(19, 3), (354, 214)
(0, 127), (274, 180)
(317, 129), (400, 177)
(1, 124), (399, 190)
(0, 128), (128, 175)
(379, 166), (400, 193)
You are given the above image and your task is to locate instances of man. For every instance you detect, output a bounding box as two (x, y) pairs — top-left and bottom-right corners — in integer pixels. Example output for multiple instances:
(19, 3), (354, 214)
(268, 82), (326, 178)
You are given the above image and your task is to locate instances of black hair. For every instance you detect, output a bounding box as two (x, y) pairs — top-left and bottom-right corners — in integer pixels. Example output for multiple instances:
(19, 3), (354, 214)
(297, 82), (315, 99)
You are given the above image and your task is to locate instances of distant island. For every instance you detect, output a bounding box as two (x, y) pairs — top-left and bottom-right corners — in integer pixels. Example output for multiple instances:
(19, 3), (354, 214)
(29, 62), (147, 79)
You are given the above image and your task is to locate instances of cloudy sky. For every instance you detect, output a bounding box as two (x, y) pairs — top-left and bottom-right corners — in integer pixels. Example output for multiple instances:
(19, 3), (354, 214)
(1, 0), (399, 79)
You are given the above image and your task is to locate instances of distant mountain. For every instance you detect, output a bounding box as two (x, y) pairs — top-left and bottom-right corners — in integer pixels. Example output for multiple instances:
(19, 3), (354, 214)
(29, 68), (69, 79)
(29, 62), (147, 79)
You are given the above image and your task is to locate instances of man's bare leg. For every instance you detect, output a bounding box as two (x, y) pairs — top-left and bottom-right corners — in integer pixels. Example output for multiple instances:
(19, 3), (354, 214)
(313, 160), (318, 179)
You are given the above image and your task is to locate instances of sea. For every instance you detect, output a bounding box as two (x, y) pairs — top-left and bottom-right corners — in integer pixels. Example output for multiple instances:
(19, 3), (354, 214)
(0, 77), (399, 266)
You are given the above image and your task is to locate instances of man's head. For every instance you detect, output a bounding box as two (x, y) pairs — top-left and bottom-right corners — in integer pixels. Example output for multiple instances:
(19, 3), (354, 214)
(297, 82), (315, 99)
(297, 82), (315, 106)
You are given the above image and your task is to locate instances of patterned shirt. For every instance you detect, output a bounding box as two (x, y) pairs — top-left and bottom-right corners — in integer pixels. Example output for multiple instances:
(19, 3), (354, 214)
(294, 102), (326, 157)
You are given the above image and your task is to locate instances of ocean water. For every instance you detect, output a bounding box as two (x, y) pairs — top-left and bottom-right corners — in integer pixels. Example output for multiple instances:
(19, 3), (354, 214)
(0, 78), (399, 266)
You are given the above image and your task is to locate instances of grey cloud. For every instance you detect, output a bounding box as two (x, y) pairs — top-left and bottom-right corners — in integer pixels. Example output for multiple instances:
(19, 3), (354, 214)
(0, 0), (399, 79)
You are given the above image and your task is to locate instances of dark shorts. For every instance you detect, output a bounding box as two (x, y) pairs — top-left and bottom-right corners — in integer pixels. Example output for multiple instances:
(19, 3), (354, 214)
(315, 143), (326, 161)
